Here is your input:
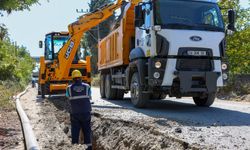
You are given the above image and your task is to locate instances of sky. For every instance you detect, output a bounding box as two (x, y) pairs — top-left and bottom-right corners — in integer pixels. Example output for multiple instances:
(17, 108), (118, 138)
(1, 0), (90, 57)
(1, 0), (250, 57)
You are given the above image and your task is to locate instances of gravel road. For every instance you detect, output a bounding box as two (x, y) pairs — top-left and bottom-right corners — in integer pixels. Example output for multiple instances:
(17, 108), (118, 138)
(19, 86), (250, 150)
(91, 87), (250, 150)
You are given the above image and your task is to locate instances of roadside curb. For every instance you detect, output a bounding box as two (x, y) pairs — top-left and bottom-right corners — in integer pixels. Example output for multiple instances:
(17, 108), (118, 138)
(15, 86), (40, 150)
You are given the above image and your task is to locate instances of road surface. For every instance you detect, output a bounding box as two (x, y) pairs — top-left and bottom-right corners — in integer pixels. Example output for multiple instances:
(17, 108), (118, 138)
(20, 86), (250, 149)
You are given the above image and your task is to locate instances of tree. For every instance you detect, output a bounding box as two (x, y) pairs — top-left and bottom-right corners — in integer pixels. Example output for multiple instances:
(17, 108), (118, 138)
(219, 0), (250, 75)
(0, 24), (8, 40)
(0, 0), (39, 15)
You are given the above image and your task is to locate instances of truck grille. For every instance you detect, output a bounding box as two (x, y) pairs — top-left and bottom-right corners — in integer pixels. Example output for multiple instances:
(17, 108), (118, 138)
(176, 48), (214, 71)
(176, 59), (213, 71)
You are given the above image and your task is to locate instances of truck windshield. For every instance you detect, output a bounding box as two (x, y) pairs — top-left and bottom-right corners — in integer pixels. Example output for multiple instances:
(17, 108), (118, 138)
(53, 35), (69, 53)
(154, 0), (224, 32)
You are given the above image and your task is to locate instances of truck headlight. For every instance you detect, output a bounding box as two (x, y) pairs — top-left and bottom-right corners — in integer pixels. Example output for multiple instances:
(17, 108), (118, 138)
(154, 72), (160, 79)
(155, 61), (162, 69)
(221, 63), (228, 70)
(222, 73), (228, 80)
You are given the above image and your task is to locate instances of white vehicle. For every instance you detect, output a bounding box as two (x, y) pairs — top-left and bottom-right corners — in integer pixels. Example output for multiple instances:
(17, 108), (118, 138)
(32, 63), (40, 78)
(99, 0), (235, 107)
(32, 63), (40, 88)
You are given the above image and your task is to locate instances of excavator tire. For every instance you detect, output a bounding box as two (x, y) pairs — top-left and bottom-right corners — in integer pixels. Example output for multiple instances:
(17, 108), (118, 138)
(45, 82), (50, 96)
(100, 74), (106, 98)
(105, 74), (117, 100)
(41, 84), (45, 99)
(38, 83), (41, 95)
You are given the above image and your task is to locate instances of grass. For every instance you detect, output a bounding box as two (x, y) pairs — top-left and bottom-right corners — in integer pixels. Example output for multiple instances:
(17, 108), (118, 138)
(0, 81), (23, 110)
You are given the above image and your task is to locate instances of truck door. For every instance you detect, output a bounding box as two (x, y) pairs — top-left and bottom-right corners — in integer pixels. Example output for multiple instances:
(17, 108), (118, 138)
(136, 3), (156, 57)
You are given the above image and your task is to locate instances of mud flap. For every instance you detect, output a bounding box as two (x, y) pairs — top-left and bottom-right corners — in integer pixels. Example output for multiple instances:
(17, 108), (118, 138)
(177, 71), (220, 93)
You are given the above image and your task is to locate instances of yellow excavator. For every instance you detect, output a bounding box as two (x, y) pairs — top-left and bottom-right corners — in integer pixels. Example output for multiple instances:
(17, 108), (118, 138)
(38, 0), (127, 98)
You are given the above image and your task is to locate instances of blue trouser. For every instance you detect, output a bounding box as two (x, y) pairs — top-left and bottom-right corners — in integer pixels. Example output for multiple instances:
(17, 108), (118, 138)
(70, 113), (92, 150)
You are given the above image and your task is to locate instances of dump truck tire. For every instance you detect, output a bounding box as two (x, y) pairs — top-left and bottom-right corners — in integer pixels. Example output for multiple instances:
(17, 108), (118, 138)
(130, 72), (149, 108)
(193, 93), (215, 107)
(151, 93), (167, 100)
(105, 74), (117, 99)
(100, 74), (106, 98)
(116, 89), (124, 100)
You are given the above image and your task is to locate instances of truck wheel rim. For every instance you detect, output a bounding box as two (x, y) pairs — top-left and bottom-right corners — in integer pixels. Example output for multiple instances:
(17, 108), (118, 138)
(132, 81), (139, 100)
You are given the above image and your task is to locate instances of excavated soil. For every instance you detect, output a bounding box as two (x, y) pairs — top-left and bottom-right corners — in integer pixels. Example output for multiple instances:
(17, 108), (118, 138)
(50, 96), (198, 150)
(91, 113), (200, 150)
(17, 87), (250, 150)
(18, 87), (202, 150)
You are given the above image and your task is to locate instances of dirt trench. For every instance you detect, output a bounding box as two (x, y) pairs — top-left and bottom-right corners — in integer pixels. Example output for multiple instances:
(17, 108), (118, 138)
(19, 87), (204, 150)
(49, 97), (200, 150)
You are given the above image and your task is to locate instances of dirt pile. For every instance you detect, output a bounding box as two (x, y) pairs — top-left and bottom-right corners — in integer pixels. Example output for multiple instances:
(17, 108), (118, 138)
(217, 75), (250, 101)
(48, 96), (201, 150)
(92, 113), (199, 150)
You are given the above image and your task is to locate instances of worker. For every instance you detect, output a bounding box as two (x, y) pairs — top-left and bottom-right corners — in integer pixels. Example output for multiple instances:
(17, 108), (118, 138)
(65, 70), (92, 150)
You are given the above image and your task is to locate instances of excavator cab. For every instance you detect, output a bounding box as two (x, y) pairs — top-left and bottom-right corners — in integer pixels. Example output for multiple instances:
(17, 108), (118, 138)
(43, 32), (69, 60)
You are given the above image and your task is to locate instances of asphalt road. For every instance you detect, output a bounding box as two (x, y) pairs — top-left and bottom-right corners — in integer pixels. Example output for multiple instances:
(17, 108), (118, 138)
(91, 87), (250, 150)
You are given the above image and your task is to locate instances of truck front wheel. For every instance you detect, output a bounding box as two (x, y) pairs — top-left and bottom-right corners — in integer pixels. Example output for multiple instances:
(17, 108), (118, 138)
(193, 93), (215, 107)
(130, 72), (148, 108)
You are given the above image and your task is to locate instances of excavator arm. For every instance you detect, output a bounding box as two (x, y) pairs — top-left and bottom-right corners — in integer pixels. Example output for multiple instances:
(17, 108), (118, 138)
(55, 0), (127, 80)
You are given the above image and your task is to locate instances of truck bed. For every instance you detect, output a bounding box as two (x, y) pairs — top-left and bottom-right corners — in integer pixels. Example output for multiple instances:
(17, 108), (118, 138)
(98, 3), (135, 71)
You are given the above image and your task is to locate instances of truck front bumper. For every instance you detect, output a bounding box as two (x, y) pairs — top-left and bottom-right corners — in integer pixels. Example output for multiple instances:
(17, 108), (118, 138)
(174, 71), (220, 93)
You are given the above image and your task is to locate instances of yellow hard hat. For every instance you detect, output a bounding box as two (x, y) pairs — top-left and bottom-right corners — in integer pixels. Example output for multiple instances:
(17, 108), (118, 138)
(72, 70), (82, 78)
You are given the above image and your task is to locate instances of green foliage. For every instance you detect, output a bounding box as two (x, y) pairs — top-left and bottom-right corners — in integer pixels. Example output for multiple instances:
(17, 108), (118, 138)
(0, 0), (39, 15)
(0, 37), (34, 87)
(219, 0), (250, 75)
(0, 24), (8, 40)
(81, 0), (114, 74)
(0, 80), (22, 110)
(0, 28), (34, 109)
(226, 27), (250, 74)
(0, 0), (37, 109)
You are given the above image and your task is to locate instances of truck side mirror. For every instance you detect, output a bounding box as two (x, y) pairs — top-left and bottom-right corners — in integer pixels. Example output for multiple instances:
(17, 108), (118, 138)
(135, 5), (144, 27)
(227, 9), (236, 31)
(39, 41), (43, 48)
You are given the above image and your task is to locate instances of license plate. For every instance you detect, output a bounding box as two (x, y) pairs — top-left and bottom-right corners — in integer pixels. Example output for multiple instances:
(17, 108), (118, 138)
(187, 51), (207, 56)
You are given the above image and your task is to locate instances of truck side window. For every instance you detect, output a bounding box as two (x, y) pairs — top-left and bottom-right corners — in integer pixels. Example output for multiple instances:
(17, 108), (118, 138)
(145, 4), (151, 29)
